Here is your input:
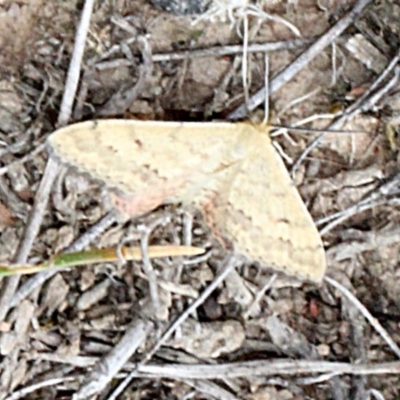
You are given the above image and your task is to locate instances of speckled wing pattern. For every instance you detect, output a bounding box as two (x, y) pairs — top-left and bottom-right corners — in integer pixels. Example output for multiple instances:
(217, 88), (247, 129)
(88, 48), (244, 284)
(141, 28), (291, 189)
(47, 119), (326, 282)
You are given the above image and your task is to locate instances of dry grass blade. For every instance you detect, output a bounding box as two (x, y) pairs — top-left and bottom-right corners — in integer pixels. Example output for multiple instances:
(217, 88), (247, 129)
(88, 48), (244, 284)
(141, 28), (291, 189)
(0, 245), (205, 276)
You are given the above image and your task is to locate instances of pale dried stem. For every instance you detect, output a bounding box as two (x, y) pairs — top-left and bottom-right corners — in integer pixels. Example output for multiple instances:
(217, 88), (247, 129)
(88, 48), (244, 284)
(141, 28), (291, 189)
(270, 125), (368, 136)
(0, 144), (46, 176)
(0, 137), (27, 158)
(263, 53), (269, 123)
(327, 224), (400, 263)
(182, 379), (239, 400)
(276, 88), (320, 117)
(344, 295), (368, 398)
(138, 223), (162, 320)
(183, 211), (193, 247)
(7, 357), (400, 400)
(243, 273), (277, 319)
(57, 0), (96, 126)
(295, 372), (341, 385)
(5, 377), (77, 400)
(241, 12), (250, 110)
(246, 5), (301, 37)
(132, 359), (400, 379)
(174, 211), (194, 282)
(20, 356), (400, 380)
(319, 199), (396, 236)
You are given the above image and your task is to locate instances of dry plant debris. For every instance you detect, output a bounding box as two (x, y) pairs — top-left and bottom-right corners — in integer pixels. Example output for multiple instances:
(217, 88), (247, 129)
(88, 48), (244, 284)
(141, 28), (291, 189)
(0, 0), (400, 399)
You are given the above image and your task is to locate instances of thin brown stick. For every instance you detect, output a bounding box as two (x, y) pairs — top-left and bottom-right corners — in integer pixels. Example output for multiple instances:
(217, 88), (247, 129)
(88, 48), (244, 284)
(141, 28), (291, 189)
(152, 38), (310, 62)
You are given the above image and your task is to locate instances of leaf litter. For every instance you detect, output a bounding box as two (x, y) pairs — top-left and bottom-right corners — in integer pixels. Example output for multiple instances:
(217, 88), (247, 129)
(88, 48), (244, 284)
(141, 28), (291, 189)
(1, 0), (400, 398)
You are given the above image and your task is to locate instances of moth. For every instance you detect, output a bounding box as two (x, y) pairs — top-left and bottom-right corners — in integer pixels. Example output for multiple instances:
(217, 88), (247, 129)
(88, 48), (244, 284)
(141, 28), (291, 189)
(47, 119), (326, 282)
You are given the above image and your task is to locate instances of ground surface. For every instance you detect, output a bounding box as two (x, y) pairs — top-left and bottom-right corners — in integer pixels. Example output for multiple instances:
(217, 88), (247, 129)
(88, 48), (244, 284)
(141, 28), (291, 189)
(0, 0), (400, 399)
